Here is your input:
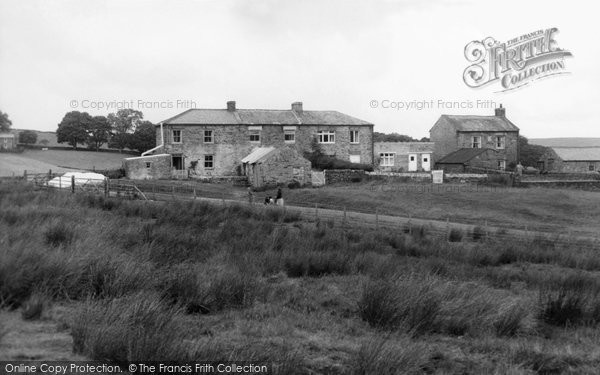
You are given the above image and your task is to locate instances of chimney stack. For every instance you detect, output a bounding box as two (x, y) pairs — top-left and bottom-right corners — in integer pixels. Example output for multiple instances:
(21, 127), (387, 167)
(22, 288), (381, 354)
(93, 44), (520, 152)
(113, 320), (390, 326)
(495, 104), (505, 117)
(291, 102), (303, 113)
(227, 101), (236, 111)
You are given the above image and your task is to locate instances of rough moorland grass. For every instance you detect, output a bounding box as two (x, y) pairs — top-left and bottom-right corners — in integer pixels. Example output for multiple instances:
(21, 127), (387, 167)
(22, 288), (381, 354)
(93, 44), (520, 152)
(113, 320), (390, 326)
(21, 291), (51, 320)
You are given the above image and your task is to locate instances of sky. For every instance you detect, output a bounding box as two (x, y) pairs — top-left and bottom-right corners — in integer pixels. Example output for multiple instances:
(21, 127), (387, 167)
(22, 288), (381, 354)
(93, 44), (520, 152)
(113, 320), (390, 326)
(0, 0), (597, 139)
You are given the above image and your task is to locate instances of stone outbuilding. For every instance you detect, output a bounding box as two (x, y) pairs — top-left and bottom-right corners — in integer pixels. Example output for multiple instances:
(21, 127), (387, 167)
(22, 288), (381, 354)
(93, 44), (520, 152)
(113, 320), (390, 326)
(374, 142), (435, 172)
(434, 148), (499, 173)
(242, 146), (311, 188)
(123, 154), (172, 180)
(538, 147), (600, 173)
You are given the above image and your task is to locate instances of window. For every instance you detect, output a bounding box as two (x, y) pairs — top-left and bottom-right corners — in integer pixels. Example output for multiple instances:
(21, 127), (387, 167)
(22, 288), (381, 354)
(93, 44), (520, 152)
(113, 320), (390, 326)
(284, 131), (295, 143)
(249, 131), (260, 143)
(318, 131), (335, 144)
(472, 136), (481, 148)
(498, 160), (506, 171)
(145, 162), (151, 169)
(172, 130), (182, 143)
(204, 130), (213, 143)
(350, 130), (359, 144)
(496, 135), (505, 149)
(204, 154), (214, 169)
(380, 153), (395, 166)
(590, 164), (595, 171)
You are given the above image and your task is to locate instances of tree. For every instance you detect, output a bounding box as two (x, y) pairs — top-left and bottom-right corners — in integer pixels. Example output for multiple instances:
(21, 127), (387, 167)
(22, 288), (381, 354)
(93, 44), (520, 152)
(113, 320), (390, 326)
(0, 110), (12, 133)
(39, 139), (50, 146)
(107, 109), (143, 151)
(519, 136), (549, 167)
(373, 132), (420, 142)
(18, 130), (37, 144)
(85, 116), (112, 151)
(56, 111), (91, 149)
(127, 121), (156, 153)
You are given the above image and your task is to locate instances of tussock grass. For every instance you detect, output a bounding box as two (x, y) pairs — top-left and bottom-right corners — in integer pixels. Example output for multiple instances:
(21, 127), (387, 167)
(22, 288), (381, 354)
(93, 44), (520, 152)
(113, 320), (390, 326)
(21, 291), (51, 320)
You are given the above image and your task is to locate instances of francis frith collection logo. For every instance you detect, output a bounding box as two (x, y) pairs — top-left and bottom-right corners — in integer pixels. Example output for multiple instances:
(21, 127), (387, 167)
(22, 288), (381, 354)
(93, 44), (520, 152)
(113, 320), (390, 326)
(463, 28), (573, 92)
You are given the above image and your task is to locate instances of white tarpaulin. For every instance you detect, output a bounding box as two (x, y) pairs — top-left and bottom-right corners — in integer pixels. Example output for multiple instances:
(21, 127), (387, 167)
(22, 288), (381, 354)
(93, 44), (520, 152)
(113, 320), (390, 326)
(47, 172), (107, 189)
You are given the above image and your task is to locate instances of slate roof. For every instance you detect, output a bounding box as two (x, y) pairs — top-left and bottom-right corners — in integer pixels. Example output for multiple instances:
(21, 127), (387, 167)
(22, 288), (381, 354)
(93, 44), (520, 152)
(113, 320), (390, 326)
(435, 115), (519, 132)
(436, 148), (496, 164)
(162, 108), (373, 126)
(553, 147), (600, 161)
(241, 147), (276, 164)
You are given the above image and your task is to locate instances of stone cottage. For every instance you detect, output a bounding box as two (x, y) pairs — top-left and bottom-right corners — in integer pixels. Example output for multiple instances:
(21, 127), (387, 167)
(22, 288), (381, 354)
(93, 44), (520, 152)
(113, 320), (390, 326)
(538, 147), (600, 173)
(242, 146), (311, 188)
(151, 101), (374, 178)
(374, 142), (435, 172)
(430, 105), (519, 170)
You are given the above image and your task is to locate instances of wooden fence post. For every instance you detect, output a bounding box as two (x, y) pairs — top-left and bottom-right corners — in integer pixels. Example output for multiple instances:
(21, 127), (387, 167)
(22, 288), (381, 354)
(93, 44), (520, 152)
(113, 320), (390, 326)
(23, 170), (27, 181)
(315, 203), (318, 221)
(376, 209), (379, 231)
(446, 217), (450, 240)
(408, 213), (412, 235)
(104, 178), (109, 198)
(193, 188), (197, 200)
(71, 175), (75, 193)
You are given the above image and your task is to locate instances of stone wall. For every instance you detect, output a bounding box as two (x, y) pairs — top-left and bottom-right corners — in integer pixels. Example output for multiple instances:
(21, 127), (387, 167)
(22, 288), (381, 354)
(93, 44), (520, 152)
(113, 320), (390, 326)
(123, 154), (171, 180)
(324, 169), (367, 184)
(158, 123), (373, 177)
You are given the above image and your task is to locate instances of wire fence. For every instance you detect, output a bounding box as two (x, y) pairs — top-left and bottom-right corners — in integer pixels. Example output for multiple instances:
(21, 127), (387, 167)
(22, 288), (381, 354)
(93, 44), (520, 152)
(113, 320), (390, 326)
(19, 172), (600, 250)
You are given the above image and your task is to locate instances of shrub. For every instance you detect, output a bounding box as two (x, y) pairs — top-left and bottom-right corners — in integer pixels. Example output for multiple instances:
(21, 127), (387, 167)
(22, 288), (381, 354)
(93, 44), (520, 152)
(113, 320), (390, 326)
(21, 291), (50, 320)
(44, 222), (75, 247)
(448, 228), (463, 242)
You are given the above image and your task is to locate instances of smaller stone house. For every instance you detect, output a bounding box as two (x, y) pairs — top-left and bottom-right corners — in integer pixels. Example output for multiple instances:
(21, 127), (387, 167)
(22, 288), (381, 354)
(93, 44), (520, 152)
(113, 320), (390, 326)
(242, 146), (311, 188)
(123, 154), (172, 179)
(538, 147), (600, 173)
(0, 133), (15, 150)
(374, 142), (435, 172)
(435, 148), (499, 173)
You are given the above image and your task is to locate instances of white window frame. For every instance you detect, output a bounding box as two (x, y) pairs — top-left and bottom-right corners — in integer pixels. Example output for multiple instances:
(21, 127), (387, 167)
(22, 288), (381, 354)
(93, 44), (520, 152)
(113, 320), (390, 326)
(498, 160), (506, 171)
(204, 130), (213, 143)
(172, 130), (182, 144)
(318, 131), (335, 144)
(204, 154), (214, 169)
(284, 130), (295, 143)
(380, 153), (395, 167)
(472, 136), (481, 148)
(249, 131), (260, 143)
(350, 130), (359, 144)
(496, 135), (505, 149)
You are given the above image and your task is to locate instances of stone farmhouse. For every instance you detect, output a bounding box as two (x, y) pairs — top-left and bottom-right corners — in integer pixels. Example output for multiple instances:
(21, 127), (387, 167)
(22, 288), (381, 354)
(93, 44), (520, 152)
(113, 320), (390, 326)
(430, 105), (519, 170)
(374, 142), (435, 172)
(538, 147), (600, 173)
(125, 101), (374, 181)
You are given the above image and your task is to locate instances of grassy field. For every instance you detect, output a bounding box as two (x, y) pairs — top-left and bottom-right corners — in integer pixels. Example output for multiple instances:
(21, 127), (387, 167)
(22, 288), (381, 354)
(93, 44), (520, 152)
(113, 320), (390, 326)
(281, 181), (600, 237)
(2, 180), (600, 373)
(0, 150), (127, 176)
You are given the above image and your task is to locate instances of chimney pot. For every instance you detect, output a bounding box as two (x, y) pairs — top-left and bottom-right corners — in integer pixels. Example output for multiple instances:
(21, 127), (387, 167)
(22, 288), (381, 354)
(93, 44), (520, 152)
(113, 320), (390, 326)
(291, 102), (303, 113)
(495, 104), (506, 117)
(227, 101), (236, 111)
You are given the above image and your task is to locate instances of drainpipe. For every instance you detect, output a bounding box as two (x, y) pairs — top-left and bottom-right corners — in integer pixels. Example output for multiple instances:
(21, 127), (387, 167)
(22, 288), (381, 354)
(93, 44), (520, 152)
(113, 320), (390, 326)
(141, 122), (164, 156)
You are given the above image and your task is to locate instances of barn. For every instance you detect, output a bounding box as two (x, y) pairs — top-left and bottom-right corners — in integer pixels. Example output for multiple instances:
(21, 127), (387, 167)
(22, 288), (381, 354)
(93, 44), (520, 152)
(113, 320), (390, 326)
(538, 147), (600, 173)
(434, 148), (499, 173)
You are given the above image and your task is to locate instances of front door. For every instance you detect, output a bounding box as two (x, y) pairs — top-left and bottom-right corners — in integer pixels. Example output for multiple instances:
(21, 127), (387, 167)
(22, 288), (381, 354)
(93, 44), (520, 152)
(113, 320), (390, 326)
(421, 154), (431, 171)
(408, 154), (417, 171)
(172, 155), (184, 170)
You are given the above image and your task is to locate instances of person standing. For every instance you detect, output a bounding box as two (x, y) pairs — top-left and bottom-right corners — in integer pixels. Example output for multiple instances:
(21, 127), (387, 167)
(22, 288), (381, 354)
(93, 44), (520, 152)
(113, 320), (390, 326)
(247, 187), (254, 205)
(275, 187), (283, 206)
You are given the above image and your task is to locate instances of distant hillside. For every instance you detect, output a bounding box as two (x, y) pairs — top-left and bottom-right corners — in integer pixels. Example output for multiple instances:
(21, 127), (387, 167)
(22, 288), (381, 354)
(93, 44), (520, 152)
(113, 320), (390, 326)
(10, 129), (60, 147)
(529, 138), (600, 148)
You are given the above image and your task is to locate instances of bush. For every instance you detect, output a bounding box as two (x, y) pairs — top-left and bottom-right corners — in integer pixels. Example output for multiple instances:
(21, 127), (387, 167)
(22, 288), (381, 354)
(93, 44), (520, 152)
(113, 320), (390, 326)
(21, 291), (51, 320)
(448, 228), (463, 242)
(44, 222), (75, 247)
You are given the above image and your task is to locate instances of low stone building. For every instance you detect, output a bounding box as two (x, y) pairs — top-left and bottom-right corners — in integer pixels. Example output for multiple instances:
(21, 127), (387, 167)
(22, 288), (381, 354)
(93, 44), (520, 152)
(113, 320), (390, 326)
(0, 133), (15, 150)
(123, 154), (171, 179)
(538, 147), (600, 173)
(375, 142), (434, 172)
(242, 146), (311, 188)
(434, 148), (499, 173)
